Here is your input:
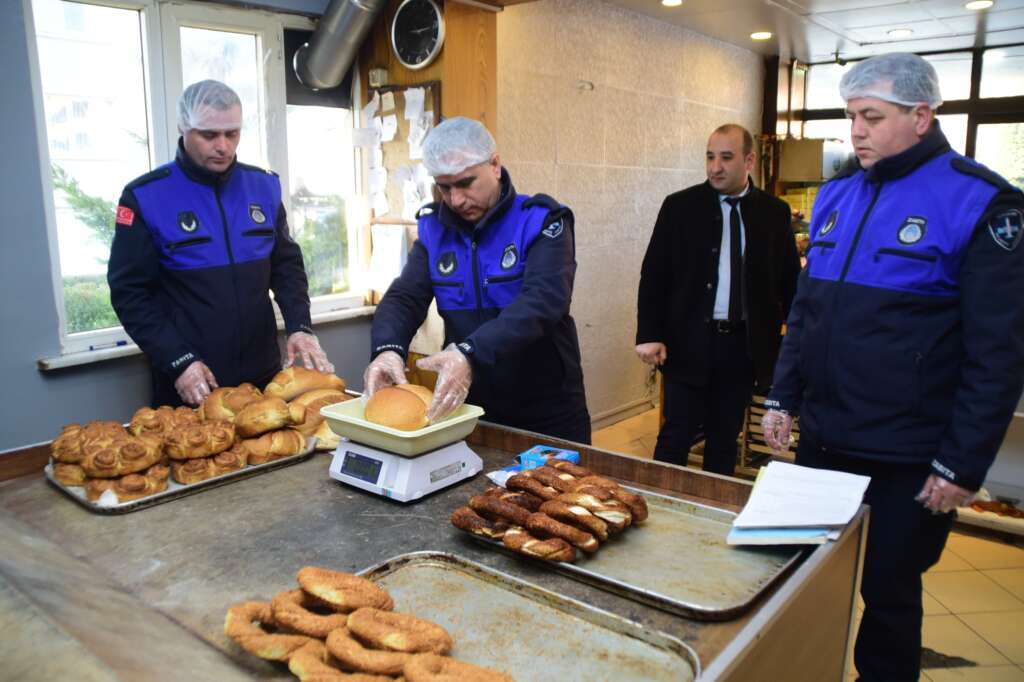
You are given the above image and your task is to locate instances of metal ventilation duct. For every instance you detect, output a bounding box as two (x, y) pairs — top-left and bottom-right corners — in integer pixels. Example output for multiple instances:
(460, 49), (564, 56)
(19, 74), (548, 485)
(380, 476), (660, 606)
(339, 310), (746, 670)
(293, 0), (387, 91)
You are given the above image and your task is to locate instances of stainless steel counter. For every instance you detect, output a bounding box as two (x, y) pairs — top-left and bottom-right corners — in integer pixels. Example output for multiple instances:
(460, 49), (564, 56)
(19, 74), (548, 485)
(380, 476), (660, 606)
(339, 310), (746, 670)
(0, 425), (867, 681)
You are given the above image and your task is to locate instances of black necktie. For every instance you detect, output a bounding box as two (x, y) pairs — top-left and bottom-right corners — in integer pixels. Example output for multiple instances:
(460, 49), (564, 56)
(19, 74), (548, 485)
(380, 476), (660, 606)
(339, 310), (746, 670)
(724, 197), (743, 322)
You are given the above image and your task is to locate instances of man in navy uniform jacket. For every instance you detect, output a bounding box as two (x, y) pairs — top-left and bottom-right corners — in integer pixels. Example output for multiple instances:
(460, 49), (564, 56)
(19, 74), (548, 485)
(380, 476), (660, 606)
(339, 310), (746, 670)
(763, 53), (1024, 681)
(108, 80), (332, 407)
(365, 117), (590, 443)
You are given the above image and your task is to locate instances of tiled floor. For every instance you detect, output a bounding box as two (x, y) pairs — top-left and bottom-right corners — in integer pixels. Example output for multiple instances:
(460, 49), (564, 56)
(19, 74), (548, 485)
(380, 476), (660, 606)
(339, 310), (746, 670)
(593, 409), (1024, 681)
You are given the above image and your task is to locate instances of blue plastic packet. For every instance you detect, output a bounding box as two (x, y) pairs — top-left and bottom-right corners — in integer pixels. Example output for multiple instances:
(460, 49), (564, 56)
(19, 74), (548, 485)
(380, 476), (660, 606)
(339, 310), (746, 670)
(516, 445), (580, 470)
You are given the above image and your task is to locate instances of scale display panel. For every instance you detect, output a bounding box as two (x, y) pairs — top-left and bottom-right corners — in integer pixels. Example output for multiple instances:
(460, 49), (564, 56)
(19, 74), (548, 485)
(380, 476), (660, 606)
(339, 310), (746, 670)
(340, 451), (383, 484)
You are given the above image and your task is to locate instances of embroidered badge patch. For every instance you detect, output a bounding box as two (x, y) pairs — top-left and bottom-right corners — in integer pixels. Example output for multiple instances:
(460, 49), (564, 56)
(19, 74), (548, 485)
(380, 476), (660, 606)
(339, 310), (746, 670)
(819, 210), (838, 237)
(501, 244), (518, 270)
(249, 203), (267, 224)
(178, 211), (199, 233)
(989, 209), (1024, 252)
(437, 251), (458, 276)
(115, 205), (134, 227)
(897, 216), (927, 245)
(542, 220), (564, 239)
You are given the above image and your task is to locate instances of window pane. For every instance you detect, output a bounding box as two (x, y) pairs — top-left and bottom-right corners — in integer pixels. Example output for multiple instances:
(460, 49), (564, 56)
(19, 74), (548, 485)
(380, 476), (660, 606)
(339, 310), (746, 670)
(936, 114), (967, 156)
(802, 118), (853, 157)
(32, 0), (150, 334)
(981, 47), (1024, 99)
(805, 63), (851, 110)
(923, 52), (972, 102)
(179, 26), (263, 165)
(975, 123), (1024, 191)
(286, 105), (354, 297)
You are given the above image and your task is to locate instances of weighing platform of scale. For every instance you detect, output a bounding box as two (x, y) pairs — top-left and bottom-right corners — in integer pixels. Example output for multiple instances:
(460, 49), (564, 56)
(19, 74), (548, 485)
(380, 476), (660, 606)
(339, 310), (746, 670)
(329, 439), (482, 502)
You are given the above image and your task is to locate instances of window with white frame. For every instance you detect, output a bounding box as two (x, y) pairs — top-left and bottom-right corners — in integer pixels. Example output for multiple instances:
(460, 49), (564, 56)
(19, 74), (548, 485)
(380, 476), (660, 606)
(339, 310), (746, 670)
(29, 0), (362, 355)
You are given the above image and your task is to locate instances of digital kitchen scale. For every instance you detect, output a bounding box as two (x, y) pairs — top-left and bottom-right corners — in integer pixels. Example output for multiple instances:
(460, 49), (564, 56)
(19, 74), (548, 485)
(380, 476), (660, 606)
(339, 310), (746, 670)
(328, 439), (482, 502)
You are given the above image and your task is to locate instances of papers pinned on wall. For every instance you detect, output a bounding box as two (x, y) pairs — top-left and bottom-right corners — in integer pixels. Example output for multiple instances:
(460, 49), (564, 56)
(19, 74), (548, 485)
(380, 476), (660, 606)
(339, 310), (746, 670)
(368, 224), (408, 294)
(380, 114), (398, 143)
(404, 87), (425, 121)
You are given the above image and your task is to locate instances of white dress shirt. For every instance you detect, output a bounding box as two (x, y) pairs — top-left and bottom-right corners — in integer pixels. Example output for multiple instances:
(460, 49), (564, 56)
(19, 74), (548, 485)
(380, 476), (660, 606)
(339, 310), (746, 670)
(712, 182), (749, 320)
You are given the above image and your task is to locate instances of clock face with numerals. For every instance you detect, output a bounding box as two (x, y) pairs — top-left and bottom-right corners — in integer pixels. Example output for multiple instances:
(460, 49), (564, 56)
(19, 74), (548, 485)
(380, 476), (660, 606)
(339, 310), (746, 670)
(391, 0), (445, 70)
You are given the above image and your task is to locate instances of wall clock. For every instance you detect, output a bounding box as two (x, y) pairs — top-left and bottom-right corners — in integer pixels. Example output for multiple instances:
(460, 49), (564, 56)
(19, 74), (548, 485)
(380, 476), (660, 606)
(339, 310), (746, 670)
(391, 0), (445, 71)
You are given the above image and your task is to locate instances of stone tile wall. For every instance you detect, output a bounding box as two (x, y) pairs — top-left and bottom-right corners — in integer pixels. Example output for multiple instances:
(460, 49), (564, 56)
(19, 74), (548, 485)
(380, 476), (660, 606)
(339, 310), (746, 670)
(497, 0), (765, 423)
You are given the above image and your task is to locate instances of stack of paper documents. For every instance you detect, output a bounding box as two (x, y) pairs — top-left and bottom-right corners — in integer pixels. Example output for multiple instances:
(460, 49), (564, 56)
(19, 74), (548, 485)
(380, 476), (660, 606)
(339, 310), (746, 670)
(728, 462), (870, 546)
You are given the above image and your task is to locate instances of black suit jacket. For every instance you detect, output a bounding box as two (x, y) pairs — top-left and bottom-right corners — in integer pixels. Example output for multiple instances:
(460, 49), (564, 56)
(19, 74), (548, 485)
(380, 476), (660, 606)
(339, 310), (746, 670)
(636, 179), (800, 390)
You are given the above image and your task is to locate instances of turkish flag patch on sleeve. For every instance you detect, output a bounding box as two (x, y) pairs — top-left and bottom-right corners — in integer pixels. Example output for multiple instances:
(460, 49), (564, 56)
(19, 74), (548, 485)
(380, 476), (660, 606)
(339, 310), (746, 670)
(116, 205), (135, 226)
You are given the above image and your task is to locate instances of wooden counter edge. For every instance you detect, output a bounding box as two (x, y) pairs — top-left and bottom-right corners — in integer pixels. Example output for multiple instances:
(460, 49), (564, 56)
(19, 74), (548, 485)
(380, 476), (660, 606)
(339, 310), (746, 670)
(0, 442), (49, 482)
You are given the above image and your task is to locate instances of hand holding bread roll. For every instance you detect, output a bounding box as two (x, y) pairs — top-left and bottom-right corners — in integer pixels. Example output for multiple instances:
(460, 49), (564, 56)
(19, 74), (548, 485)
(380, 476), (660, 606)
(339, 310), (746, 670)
(200, 384), (263, 422)
(415, 344), (472, 423)
(363, 384), (436, 431)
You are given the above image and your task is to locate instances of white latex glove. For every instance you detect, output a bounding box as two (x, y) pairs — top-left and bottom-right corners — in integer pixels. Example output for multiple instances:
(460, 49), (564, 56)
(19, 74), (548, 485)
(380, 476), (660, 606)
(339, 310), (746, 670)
(174, 360), (218, 407)
(285, 331), (334, 373)
(916, 473), (976, 514)
(416, 343), (472, 423)
(363, 350), (408, 397)
(635, 342), (667, 366)
(762, 409), (794, 451)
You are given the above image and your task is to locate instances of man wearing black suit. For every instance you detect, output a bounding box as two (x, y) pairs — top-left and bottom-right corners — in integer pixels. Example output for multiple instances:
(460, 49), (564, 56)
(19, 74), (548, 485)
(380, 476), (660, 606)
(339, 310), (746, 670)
(635, 124), (800, 475)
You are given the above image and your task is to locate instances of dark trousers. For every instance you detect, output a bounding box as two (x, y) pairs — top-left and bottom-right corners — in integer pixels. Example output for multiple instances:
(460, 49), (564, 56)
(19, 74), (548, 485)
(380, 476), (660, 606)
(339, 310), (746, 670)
(500, 406), (593, 446)
(797, 436), (954, 682)
(653, 328), (752, 475)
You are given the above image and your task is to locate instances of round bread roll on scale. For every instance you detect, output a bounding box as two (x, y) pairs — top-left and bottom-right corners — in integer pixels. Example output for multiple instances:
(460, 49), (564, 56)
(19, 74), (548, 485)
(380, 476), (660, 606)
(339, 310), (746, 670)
(322, 382), (485, 503)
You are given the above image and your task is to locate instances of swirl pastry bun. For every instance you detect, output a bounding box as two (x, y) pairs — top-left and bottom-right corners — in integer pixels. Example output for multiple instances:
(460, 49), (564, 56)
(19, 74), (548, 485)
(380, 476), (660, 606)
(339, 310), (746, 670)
(170, 457), (217, 485)
(210, 443), (249, 475)
(364, 385), (434, 431)
(129, 405), (199, 437)
(52, 462), (86, 487)
(164, 420), (236, 460)
(264, 366), (346, 402)
(80, 433), (164, 478)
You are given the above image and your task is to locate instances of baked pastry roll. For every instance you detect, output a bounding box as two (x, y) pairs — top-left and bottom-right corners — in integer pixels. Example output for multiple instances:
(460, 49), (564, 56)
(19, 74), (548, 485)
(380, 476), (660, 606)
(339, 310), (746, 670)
(291, 389), (349, 437)
(52, 462), (86, 487)
(85, 462), (169, 502)
(242, 428), (307, 465)
(199, 383), (263, 422)
(264, 366), (346, 402)
(80, 433), (164, 478)
(129, 405), (199, 437)
(164, 421), (236, 460)
(210, 444), (249, 475)
(170, 457), (216, 485)
(235, 398), (305, 438)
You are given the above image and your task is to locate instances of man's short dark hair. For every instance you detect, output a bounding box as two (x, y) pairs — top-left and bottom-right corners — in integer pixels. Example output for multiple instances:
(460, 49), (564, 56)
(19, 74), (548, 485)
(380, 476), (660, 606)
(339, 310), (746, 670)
(712, 124), (754, 156)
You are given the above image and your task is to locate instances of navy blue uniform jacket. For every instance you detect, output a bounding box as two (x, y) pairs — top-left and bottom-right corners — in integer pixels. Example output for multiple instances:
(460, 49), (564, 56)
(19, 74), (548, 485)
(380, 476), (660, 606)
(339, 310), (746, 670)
(107, 141), (312, 405)
(370, 169), (588, 432)
(767, 126), (1024, 490)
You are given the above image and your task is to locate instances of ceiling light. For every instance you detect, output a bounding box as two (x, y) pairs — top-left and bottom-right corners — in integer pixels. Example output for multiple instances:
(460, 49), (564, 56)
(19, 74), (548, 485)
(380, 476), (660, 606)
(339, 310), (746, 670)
(662, 0), (683, 7)
(750, 31), (773, 40)
(887, 28), (914, 38)
(964, 0), (994, 9)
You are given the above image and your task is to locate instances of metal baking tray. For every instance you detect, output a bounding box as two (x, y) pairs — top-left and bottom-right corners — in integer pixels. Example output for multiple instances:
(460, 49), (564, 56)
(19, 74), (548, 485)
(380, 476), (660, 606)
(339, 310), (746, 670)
(321, 397), (484, 457)
(468, 489), (803, 621)
(358, 551), (699, 681)
(44, 438), (317, 515)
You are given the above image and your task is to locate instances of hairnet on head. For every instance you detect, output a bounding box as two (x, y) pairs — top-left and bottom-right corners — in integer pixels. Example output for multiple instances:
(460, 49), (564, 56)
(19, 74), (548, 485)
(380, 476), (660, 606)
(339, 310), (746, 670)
(177, 80), (243, 134)
(422, 117), (497, 176)
(839, 53), (943, 108)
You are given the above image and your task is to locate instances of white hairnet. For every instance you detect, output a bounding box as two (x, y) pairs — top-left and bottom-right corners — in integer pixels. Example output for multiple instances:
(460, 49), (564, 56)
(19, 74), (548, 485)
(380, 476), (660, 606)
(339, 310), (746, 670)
(422, 117), (497, 176)
(177, 80), (243, 134)
(839, 53), (943, 108)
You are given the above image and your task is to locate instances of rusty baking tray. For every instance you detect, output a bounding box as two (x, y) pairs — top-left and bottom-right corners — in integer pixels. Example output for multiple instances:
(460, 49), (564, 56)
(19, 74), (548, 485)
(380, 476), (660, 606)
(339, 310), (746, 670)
(468, 489), (803, 621)
(44, 438), (317, 515)
(358, 551), (699, 681)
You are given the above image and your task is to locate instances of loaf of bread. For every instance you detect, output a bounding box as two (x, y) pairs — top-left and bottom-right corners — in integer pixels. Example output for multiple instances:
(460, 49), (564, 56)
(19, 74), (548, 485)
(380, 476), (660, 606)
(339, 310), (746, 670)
(363, 384), (434, 431)
(80, 433), (164, 478)
(264, 366), (346, 402)
(291, 389), (349, 437)
(312, 420), (341, 452)
(235, 398), (306, 438)
(200, 384), (263, 422)
(241, 428), (307, 465)
(163, 421), (236, 460)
